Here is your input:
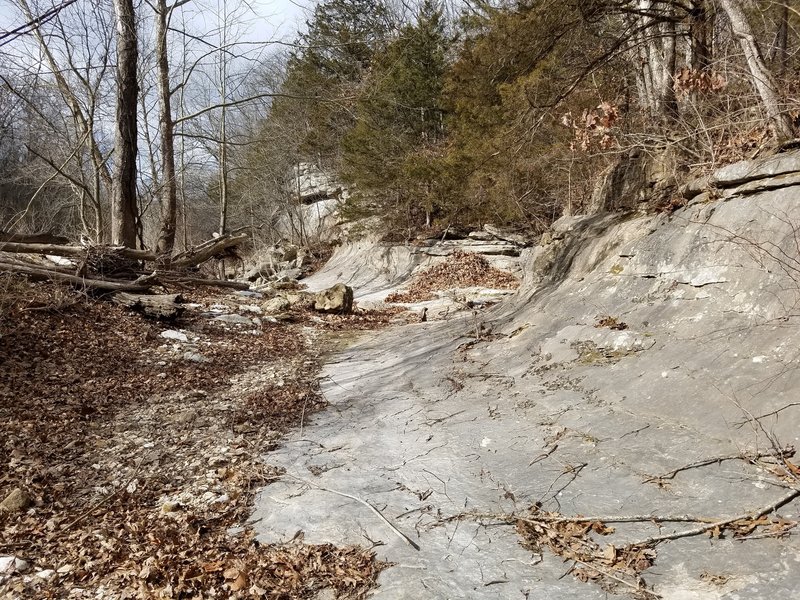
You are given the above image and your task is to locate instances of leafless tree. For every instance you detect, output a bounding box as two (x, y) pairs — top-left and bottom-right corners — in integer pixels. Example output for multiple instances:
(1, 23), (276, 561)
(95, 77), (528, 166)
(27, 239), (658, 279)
(717, 0), (793, 141)
(111, 0), (139, 246)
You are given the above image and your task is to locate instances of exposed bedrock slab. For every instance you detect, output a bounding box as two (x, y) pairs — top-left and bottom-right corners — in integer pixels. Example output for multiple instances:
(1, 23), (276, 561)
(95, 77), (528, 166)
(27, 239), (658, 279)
(254, 183), (800, 598)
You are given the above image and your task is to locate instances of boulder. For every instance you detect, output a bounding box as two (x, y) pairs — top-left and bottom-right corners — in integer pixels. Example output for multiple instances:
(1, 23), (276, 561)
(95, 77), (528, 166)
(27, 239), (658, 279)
(314, 283), (354, 314)
(483, 224), (531, 246)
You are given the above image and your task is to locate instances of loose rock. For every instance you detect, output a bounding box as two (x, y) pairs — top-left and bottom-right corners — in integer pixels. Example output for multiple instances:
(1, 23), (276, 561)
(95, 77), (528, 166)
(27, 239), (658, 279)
(261, 297), (291, 314)
(314, 283), (354, 314)
(213, 314), (253, 325)
(160, 330), (188, 342)
(0, 488), (31, 513)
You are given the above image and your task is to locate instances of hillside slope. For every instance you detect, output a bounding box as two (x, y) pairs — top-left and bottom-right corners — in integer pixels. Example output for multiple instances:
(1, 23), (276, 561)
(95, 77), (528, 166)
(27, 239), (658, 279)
(254, 152), (800, 599)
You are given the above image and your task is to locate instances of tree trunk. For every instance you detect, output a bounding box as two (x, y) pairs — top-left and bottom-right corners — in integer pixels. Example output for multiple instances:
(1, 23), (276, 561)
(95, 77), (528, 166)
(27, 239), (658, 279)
(770, 3), (789, 74)
(155, 0), (179, 257)
(110, 0), (139, 247)
(689, 0), (714, 71)
(718, 0), (793, 141)
(635, 0), (677, 120)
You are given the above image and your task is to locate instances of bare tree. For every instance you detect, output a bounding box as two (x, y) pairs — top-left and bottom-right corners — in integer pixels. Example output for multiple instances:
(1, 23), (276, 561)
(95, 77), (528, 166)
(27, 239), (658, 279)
(111, 0), (139, 246)
(717, 0), (793, 141)
(9, 0), (115, 242)
(152, 0), (183, 255)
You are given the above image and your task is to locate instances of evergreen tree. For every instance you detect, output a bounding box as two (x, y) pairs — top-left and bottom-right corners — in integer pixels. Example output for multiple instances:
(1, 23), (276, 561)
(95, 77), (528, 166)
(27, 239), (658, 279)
(342, 0), (449, 230)
(270, 0), (392, 166)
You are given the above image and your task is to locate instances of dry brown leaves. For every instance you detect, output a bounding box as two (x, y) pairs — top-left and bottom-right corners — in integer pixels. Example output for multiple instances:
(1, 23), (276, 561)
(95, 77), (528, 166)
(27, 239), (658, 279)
(0, 275), (388, 598)
(711, 515), (797, 540)
(594, 315), (627, 331)
(515, 508), (656, 596)
(386, 252), (518, 304)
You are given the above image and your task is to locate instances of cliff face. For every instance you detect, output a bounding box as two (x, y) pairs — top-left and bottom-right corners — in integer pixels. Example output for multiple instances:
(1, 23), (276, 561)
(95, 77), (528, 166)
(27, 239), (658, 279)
(254, 152), (800, 599)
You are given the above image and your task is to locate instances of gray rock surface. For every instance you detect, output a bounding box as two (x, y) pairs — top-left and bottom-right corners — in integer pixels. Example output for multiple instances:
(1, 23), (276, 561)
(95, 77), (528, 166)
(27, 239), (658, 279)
(683, 149), (800, 198)
(255, 160), (800, 599)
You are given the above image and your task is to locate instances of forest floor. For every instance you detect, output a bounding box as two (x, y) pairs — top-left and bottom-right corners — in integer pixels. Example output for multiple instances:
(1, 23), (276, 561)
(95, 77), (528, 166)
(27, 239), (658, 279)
(0, 275), (404, 599)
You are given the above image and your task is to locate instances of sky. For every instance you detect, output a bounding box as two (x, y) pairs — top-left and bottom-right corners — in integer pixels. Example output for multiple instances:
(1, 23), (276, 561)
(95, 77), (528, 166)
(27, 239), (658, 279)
(0, 0), (313, 45)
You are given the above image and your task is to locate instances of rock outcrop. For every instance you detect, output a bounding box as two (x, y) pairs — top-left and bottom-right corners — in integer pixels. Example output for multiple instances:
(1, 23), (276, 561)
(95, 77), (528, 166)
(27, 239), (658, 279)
(254, 152), (800, 599)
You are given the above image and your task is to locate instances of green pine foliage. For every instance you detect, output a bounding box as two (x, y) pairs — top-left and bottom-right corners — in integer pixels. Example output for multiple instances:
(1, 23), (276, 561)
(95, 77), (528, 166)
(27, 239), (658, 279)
(272, 0), (392, 167)
(341, 0), (449, 233)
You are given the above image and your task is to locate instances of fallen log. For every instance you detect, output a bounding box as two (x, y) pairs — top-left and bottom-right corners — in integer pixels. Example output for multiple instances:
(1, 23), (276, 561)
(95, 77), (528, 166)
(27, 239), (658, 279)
(0, 242), (156, 262)
(0, 256), (75, 275)
(0, 242), (86, 257)
(171, 234), (248, 268)
(0, 261), (153, 292)
(112, 292), (184, 319)
(0, 234), (247, 270)
(163, 276), (250, 290)
(0, 231), (70, 244)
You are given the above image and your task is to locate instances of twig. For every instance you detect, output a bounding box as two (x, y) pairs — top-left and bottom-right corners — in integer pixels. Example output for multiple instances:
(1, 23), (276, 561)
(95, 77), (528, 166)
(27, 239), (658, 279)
(626, 487), (800, 547)
(529, 444), (559, 465)
(447, 510), (717, 525)
(59, 464), (143, 534)
(643, 446), (795, 483)
(734, 402), (800, 427)
(573, 559), (660, 599)
(284, 474), (421, 551)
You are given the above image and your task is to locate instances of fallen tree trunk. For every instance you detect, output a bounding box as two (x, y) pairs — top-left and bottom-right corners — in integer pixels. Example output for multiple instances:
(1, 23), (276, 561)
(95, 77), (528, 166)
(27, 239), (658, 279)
(0, 261), (153, 292)
(163, 276), (250, 290)
(0, 231), (70, 244)
(0, 256), (75, 275)
(112, 292), (184, 319)
(171, 234), (248, 268)
(0, 242), (86, 257)
(0, 242), (156, 262)
(0, 233), (247, 269)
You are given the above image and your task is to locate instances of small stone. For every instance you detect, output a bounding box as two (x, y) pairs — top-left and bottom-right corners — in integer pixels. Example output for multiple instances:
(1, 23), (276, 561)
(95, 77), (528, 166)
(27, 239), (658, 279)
(161, 501), (181, 513)
(0, 488), (31, 513)
(35, 569), (55, 580)
(160, 330), (188, 342)
(238, 304), (262, 313)
(56, 564), (74, 574)
(261, 296), (291, 314)
(213, 314), (253, 325)
(0, 556), (15, 574)
(183, 351), (207, 363)
(12, 558), (29, 573)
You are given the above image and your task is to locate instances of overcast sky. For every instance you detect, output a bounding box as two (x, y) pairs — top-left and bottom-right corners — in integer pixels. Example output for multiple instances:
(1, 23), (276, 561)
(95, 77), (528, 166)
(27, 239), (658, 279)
(0, 0), (313, 44)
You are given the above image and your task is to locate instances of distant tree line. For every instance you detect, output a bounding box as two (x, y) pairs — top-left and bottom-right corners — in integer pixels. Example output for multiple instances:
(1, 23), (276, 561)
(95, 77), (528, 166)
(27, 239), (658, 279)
(235, 0), (799, 238)
(0, 0), (797, 248)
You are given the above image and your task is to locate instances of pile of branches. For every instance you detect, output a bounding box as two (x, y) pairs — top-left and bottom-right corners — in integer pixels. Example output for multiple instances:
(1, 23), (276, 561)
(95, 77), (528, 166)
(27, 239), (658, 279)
(0, 230), (250, 317)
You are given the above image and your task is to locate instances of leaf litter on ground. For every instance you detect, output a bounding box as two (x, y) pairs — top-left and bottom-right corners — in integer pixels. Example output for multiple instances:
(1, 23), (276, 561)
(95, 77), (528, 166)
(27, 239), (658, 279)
(0, 275), (396, 598)
(385, 251), (518, 304)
